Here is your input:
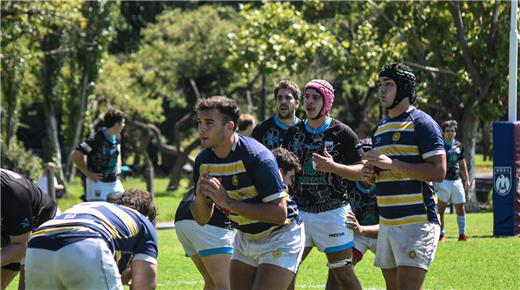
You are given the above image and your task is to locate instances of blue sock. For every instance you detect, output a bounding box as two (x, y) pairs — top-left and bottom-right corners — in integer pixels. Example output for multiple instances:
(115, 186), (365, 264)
(457, 215), (466, 235)
(441, 228), (445, 236)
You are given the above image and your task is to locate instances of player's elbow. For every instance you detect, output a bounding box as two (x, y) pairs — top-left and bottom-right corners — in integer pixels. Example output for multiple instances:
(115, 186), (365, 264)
(432, 164), (447, 182)
(273, 206), (288, 225)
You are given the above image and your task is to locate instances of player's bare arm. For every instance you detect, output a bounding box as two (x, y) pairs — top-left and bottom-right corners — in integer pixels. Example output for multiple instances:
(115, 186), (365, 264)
(204, 176), (288, 225)
(130, 260), (157, 290)
(1, 232), (30, 266)
(363, 149), (446, 182)
(312, 147), (363, 180)
(191, 175), (215, 225)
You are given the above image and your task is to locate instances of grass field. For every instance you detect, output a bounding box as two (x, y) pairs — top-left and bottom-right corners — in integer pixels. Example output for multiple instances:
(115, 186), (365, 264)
(8, 175), (520, 289)
(156, 212), (519, 290)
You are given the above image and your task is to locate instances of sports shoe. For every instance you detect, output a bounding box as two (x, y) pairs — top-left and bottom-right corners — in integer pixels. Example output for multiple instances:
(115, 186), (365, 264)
(439, 233), (446, 242)
(458, 234), (468, 241)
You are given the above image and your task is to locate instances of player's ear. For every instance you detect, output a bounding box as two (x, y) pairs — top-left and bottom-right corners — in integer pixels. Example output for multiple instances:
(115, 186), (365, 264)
(225, 120), (235, 131)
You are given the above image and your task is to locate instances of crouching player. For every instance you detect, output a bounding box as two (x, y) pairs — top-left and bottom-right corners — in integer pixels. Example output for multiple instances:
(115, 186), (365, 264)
(175, 187), (234, 290)
(191, 96), (304, 290)
(24, 189), (158, 290)
(1, 169), (58, 290)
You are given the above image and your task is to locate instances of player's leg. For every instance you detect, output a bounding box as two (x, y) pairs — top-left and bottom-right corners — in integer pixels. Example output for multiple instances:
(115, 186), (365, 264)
(325, 240), (366, 290)
(177, 220), (234, 289)
(17, 266), (25, 290)
(437, 199), (448, 241)
(374, 224), (397, 290)
(1, 267), (19, 289)
(287, 247), (312, 290)
(229, 259), (256, 290)
(252, 263), (295, 290)
(200, 254), (232, 290)
(326, 249), (361, 290)
(254, 221), (304, 290)
(436, 181), (450, 241)
(397, 266), (427, 290)
(191, 255), (215, 290)
(392, 223), (440, 290)
(316, 206), (360, 290)
(453, 179), (468, 241)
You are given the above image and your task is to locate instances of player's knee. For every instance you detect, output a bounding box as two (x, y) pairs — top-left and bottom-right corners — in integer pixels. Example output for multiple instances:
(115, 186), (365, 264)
(328, 258), (353, 270)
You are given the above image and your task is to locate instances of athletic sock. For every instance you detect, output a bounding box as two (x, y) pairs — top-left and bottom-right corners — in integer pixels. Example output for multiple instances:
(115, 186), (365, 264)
(457, 215), (466, 235)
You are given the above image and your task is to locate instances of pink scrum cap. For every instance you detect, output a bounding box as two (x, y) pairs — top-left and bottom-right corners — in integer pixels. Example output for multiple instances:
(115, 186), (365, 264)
(304, 79), (335, 118)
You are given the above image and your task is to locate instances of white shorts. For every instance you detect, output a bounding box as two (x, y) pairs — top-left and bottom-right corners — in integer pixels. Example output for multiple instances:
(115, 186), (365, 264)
(436, 179), (466, 204)
(175, 220), (234, 257)
(232, 222), (304, 273)
(301, 205), (354, 253)
(375, 222), (440, 271)
(353, 234), (377, 259)
(25, 238), (123, 290)
(86, 178), (124, 201)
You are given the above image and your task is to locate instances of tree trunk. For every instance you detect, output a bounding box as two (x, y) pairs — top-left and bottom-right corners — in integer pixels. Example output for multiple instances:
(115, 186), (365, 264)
(142, 150), (154, 194)
(460, 108), (479, 212)
(41, 32), (64, 180)
(64, 74), (90, 182)
(166, 138), (200, 190)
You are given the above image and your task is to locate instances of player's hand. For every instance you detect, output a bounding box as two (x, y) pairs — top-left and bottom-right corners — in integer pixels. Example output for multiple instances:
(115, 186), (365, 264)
(87, 171), (103, 182)
(362, 149), (393, 170)
(464, 180), (471, 191)
(346, 211), (362, 234)
(361, 163), (377, 181)
(312, 147), (335, 173)
(200, 176), (233, 211)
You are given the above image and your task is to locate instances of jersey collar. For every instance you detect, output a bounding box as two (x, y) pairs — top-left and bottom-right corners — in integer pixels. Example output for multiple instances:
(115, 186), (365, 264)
(101, 128), (117, 144)
(274, 114), (300, 130)
(305, 117), (332, 135)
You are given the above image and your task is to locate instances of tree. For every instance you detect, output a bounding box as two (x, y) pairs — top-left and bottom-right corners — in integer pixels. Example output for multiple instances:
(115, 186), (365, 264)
(227, 2), (339, 119)
(371, 1), (512, 211)
(97, 5), (241, 191)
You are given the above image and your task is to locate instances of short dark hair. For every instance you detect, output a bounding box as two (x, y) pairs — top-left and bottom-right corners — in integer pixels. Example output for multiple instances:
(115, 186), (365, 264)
(274, 80), (301, 101)
(442, 120), (458, 132)
(102, 108), (125, 128)
(238, 114), (256, 132)
(272, 147), (301, 175)
(110, 189), (157, 225)
(195, 96), (240, 130)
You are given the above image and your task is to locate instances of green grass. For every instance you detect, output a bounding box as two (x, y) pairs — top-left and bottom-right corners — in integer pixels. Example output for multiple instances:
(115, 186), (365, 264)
(475, 153), (493, 173)
(158, 212), (520, 290)
(8, 177), (520, 289)
(60, 176), (187, 223)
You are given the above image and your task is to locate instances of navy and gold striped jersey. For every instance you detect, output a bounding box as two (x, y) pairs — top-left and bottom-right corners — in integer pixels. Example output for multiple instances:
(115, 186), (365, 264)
(28, 202), (158, 271)
(194, 134), (300, 238)
(252, 115), (301, 149)
(372, 107), (445, 226)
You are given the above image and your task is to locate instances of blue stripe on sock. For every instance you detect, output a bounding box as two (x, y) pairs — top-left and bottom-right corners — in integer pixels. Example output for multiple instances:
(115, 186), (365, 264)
(199, 247), (234, 257)
(324, 241), (354, 253)
(457, 215), (466, 235)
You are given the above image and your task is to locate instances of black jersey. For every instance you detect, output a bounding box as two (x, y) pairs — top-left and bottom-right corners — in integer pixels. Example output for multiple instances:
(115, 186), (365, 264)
(348, 182), (379, 226)
(252, 115), (301, 150)
(445, 140), (465, 180)
(174, 187), (232, 230)
(282, 118), (361, 213)
(1, 169), (57, 242)
(76, 128), (120, 182)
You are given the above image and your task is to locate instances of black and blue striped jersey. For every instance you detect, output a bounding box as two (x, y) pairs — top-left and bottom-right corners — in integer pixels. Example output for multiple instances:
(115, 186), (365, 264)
(372, 107), (445, 226)
(194, 134), (300, 238)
